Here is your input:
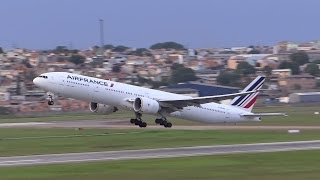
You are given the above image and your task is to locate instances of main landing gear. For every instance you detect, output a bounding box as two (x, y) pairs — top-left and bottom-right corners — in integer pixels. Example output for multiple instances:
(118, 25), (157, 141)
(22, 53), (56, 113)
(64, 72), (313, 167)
(129, 113), (172, 128)
(155, 117), (172, 128)
(130, 112), (147, 128)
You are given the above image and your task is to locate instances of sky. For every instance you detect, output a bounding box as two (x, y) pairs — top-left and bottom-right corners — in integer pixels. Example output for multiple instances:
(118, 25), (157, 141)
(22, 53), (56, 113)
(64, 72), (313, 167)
(0, 0), (319, 50)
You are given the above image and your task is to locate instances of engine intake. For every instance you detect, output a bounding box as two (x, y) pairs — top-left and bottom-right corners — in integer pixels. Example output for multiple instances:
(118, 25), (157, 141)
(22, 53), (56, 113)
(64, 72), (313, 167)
(89, 102), (118, 114)
(133, 97), (160, 114)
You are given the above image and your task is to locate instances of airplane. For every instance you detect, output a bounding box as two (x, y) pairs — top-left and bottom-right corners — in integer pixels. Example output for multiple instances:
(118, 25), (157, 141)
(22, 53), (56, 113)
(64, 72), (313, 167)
(33, 72), (286, 128)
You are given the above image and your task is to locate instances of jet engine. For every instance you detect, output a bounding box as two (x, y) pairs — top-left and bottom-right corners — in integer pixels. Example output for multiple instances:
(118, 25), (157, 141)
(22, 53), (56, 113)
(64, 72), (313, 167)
(133, 97), (160, 114)
(89, 102), (118, 114)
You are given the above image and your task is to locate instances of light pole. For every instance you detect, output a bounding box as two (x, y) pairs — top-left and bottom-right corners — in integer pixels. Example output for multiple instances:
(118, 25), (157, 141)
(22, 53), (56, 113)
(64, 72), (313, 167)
(99, 19), (105, 49)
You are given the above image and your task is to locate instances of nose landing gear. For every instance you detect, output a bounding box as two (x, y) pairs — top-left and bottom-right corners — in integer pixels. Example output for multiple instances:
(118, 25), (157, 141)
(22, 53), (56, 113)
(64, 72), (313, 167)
(47, 93), (54, 106)
(48, 100), (54, 105)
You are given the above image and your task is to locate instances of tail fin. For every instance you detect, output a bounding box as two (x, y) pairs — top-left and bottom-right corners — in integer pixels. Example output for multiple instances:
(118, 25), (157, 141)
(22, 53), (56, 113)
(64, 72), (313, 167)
(230, 76), (265, 112)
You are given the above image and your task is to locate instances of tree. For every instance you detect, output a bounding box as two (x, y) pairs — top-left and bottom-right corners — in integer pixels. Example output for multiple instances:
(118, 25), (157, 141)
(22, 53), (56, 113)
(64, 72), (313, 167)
(247, 49), (261, 54)
(305, 63), (320, 76)
(136, 48), (151, 56)
(150, 81), (168, 89)
(54, 46), (69, 54)
(290, 51), (309, 65)
(22, 59), (32, 68)
(278, 61), (300, 75)
(288, 62), (300, 75)
(169, 63), (197, 83)
(219, 50), (237, 54)
(129, 48), (151, 56)
(103, 44), (114, 50)
(313, 60), (320, 64)
(150, 42), (185, 50)
(137, 75), (152, 85)
(217, 71), (241, 86)
(171, 63), (184, 70)
(0, 47), (3, 54)
(24, 70), (36, 81)
(262, 66), (272, 76)
(92, 45), (100, 50)
(70, 49), (79, 54)
(69, 54), (85, 65)
(112, 64), (121, 73)
(278, 61), (290, 69)
(236, 61), (256, 76)
(113, 45), (129, 52)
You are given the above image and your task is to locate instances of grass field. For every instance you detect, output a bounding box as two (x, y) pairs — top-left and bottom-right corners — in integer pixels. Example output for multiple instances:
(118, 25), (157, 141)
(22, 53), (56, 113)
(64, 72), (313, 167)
(0, 105), (319, 179)
(0, 128), (320, 156)
(0, 113), (129, 123)
(249, 105), (320, 126)
(0, 105), (319, 126)
(0, 150), (320, 180)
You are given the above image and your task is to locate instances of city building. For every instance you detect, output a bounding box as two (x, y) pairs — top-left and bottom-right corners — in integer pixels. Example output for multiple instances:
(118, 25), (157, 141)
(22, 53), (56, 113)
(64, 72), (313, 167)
(289, 92), (320, 103)
(227, 54), (271, 69)
(278, 74), (317, 91)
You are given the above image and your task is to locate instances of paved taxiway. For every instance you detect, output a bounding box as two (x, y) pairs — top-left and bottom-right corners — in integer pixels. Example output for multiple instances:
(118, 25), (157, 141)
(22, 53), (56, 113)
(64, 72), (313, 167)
(0, 120), (320, 130)
(0, 140), (320, 167)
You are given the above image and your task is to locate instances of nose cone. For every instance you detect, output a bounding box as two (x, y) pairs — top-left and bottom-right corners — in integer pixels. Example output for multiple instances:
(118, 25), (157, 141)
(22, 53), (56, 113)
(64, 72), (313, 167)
(33, 77), (39, 86)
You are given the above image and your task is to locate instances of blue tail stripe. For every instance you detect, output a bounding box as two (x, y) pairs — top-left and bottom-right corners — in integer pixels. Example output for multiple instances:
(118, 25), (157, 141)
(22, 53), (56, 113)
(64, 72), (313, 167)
(231, 77), (265, 106)
(247, 76), (265, 91)
(238, 83), (263, 106)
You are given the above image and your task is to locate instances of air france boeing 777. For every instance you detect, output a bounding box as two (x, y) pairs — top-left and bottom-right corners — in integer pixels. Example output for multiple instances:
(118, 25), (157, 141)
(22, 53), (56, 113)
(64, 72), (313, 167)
(33, 72), (285, 128)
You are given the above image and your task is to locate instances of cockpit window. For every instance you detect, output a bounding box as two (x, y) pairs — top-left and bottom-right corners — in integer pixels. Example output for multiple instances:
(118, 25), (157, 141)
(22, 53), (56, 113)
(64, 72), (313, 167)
(38, 75), (48, 79)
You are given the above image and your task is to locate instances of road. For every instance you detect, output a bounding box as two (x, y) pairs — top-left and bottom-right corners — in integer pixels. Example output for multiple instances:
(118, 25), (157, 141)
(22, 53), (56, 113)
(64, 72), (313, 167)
(0, 140), (320, 167)
(0, 120), (320, 130)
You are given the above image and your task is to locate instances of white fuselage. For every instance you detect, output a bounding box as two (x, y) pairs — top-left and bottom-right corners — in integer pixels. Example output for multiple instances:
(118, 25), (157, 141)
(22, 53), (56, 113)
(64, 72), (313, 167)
(33, 72), (255, 123)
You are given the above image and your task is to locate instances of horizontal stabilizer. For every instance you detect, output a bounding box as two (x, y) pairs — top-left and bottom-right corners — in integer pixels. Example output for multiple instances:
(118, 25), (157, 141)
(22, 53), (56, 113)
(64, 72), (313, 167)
(241, 113), (288, 117)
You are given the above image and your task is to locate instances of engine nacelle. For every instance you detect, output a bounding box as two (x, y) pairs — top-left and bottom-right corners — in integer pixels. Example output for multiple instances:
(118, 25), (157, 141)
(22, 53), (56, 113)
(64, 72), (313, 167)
(89, 102), (118, 114)
(133, 97), (160, 114)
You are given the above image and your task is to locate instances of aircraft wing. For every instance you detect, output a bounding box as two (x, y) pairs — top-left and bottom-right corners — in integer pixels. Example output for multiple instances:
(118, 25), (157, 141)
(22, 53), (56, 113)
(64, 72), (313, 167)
(159, 90), (257, 109)
(240, 113), (288, 117)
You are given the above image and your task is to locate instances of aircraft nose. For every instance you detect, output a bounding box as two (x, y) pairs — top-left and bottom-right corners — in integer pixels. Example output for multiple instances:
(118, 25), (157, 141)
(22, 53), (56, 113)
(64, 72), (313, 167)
(33, 77), (39, 86)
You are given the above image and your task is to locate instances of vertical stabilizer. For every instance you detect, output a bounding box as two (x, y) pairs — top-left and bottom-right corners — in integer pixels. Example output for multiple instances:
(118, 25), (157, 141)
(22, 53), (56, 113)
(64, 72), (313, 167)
(230, 76), (265, 112)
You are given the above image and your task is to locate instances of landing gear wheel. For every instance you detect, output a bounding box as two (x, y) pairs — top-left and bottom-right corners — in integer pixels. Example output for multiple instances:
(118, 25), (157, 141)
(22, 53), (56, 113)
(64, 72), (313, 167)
(130, 118), (136, 124)
(159, 120), (165, 125)
(48, 100), (54, 105)
(164, 122), (172, 128)
(139, 122), (147, 128)
(131, 112), (147, 127)
(135, 120), (142, 126)
(155, 118), (162, 124)
(156, 115), (172, 128)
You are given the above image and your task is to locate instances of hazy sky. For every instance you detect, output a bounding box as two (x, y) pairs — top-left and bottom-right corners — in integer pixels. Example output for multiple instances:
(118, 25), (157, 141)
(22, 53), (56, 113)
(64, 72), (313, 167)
(0, 0), (319, 49)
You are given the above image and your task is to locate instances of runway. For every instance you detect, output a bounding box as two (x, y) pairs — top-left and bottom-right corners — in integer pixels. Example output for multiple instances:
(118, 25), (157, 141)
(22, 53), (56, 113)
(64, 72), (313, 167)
(0, 120), (320, 130)
(0, 140), (320, 167)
